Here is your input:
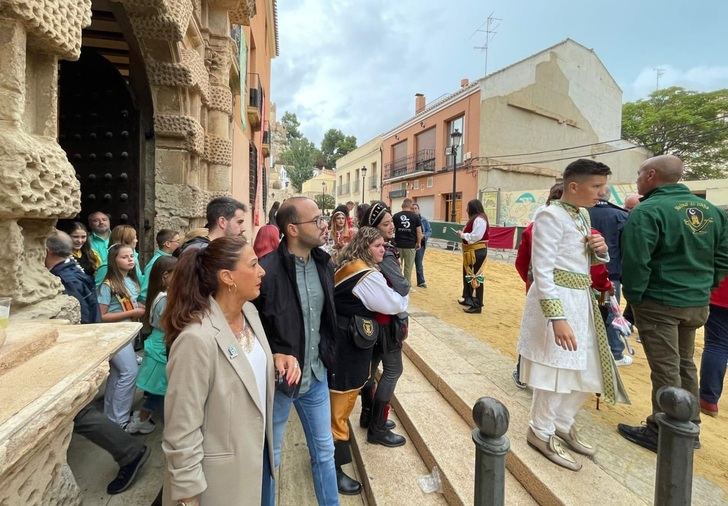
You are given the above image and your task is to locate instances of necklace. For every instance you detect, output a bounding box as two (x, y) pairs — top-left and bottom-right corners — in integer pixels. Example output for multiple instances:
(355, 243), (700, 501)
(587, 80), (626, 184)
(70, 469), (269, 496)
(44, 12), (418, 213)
(231, 318), (255, 354)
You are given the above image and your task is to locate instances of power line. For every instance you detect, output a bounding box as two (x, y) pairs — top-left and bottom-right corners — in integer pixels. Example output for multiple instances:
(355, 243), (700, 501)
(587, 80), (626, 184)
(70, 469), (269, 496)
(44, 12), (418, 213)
(473, 123), (728, 168)
(487, 114), (728, 159)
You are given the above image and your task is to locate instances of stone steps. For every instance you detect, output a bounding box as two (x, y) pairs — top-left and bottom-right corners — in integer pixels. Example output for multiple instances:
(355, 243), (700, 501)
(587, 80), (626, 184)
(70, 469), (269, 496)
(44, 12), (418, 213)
(391, 353), (538, 505)
(349, 403), (448, 506)
(401, 315), (647, 506)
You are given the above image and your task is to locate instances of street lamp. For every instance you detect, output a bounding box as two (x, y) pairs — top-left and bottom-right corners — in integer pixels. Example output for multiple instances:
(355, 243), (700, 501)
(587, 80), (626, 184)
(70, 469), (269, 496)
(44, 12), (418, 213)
(321, 182), (326, 212)
(361, 166), (367, 203)
(449, 129), (463, 222)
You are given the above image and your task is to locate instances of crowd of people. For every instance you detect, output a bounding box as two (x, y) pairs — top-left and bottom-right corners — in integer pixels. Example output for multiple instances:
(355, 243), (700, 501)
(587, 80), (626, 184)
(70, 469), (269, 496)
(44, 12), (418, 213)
(44, 153), (728, 503)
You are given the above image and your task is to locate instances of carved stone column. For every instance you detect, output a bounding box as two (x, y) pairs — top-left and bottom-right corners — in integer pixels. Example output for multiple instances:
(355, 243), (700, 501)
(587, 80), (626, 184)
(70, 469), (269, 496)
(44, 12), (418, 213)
(0, 2), (89, 320)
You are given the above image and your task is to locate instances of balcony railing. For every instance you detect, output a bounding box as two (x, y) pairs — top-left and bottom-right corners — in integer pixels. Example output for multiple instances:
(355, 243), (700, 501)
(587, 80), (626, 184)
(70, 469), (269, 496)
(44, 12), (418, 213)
(262, 121), (270, 157)
(352, 180), (360, 193)
(338, 183), (350, 196)
(247, 73), (263, 130)
(369, 178), (379, 189)
(383, 148), (436, 181)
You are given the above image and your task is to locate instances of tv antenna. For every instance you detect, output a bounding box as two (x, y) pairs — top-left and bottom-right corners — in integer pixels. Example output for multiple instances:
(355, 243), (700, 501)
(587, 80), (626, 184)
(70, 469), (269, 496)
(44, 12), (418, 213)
(473, 13), (502, 77)
(653, 66), (665, 91)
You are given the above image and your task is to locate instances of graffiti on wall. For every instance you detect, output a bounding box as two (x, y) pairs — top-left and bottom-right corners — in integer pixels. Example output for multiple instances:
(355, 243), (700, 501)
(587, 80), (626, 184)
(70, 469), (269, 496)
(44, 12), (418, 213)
(498, 184), (638, 226)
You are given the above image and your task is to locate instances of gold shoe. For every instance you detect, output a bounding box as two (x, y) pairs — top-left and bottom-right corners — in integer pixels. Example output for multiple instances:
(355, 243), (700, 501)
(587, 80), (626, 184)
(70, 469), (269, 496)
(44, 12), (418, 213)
(527, 427), (582, 472)
(556, 426), (596, 457)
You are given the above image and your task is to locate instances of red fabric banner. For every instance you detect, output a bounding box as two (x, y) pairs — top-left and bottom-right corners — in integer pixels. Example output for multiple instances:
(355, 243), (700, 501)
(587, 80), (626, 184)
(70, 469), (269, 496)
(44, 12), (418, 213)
(488, 226), (516, 249)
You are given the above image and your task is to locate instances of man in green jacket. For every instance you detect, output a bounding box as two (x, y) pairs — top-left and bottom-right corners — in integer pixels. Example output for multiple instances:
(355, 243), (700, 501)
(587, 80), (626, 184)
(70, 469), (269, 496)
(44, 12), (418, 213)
(618, 155), (728, 452)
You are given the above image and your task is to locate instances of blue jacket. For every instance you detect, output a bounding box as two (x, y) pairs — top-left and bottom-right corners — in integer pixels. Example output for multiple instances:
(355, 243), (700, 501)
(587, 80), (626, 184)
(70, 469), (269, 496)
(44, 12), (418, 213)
(588, 200), (628, 280)
(51, 259), (102, 324)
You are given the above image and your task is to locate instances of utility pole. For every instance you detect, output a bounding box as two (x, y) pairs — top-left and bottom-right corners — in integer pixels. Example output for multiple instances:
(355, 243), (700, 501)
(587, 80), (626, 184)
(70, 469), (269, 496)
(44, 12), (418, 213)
(654, 66), (665, 91)
(473, 13), (502, 77)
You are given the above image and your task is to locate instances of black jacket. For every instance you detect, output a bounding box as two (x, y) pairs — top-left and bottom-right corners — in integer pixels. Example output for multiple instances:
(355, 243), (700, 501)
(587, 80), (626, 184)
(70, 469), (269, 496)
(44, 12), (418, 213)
(588, 200), (628, 280)
(51, 259), (102, 324)
(254, 239), (337, 369)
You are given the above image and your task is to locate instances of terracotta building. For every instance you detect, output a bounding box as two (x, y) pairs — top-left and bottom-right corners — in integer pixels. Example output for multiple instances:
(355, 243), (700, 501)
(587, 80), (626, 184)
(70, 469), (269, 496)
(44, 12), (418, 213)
(381, 81), (481, 222)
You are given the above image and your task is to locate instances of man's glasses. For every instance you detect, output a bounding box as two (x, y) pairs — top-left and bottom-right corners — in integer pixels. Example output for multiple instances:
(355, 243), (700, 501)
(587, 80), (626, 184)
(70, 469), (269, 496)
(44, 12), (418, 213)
(293, 216), (327, 229)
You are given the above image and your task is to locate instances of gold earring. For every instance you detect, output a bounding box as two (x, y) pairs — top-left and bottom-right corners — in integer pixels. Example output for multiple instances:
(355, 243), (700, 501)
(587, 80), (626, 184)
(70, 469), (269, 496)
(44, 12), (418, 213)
(227, 283), (234, 294)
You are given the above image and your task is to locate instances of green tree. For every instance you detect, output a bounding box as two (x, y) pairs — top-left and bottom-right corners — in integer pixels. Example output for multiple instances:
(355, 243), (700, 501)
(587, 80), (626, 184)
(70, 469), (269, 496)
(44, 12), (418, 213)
(320, 128), (357, 170)
(281, 111), (302, 143)
(621, 87), (728, 179)
(279, 137), (318, 191)
(313, 193), (335, 211)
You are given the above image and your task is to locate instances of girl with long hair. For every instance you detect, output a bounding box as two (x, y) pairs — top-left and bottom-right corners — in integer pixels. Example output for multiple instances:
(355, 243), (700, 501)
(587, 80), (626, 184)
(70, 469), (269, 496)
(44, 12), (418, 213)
(356, 202), (410, 446)
(161, 237), (277, 506)
(329, 227), (408, 494)
(95, 224), (145, 286)
(457, 199), (489, 313)
(67, 221), (101, 278)
(126, 255), (177, 435)
(97, 243), (144, 428)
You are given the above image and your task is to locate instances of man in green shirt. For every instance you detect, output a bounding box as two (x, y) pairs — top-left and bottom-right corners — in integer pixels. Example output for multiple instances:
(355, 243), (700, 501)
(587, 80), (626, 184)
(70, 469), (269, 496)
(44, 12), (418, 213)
(139, 229), (180, 303)
(88, 211), (111, 265)
(618, 155), (728, 452)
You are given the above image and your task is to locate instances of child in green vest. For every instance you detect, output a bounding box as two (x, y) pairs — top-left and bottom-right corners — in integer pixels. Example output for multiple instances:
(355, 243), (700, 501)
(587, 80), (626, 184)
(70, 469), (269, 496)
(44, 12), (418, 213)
(126, 255), (177, 434)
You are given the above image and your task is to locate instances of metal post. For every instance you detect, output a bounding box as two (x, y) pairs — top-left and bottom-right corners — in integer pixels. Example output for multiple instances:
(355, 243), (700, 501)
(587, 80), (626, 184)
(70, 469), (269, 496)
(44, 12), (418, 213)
(472, 397), (510, 506)
(450, 143), (458, 223)
(654, 386), (700, 506)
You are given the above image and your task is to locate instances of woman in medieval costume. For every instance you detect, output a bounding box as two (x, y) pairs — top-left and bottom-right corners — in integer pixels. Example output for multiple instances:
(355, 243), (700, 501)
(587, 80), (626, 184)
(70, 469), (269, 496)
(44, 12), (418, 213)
(331, 204), (357, 258)
(329, 227), (409, 495)
(457, 199), (489, 314)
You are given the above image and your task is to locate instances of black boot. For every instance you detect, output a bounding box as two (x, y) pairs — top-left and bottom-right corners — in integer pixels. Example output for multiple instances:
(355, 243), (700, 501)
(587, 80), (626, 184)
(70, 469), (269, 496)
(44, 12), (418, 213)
(334, 440), (362, 495)
(359, 381), (375, 428)
(367, 400), (406, 447)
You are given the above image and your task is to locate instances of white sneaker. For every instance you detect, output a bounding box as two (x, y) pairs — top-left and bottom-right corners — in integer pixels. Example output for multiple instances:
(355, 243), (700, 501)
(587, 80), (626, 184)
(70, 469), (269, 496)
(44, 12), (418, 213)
(614, 355), (633, 367)
(125, 415), (156, 434)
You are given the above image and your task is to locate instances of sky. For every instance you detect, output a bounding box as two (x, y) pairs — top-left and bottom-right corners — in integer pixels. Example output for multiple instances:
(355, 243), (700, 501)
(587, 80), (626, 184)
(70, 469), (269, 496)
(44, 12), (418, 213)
(271, 0), (728, 146)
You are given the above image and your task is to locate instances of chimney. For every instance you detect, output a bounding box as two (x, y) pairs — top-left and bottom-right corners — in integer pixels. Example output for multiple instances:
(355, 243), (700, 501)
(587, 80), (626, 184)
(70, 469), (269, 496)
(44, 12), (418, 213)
(460, 78), (469, 88)
(415, 93), (426, 114)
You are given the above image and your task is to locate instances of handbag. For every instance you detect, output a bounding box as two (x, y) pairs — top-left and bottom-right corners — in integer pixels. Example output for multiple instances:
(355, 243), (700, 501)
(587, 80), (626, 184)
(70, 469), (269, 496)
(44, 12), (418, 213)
(349, 315), (379, 350)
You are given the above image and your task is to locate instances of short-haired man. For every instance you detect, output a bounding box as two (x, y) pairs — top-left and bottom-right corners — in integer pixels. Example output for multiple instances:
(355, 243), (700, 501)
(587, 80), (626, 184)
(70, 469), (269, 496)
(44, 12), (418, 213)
(176, 197), (247, 255)
(411, 202), (431, 288)
(139, 229), (180, 303)
(517, 159), (629, 471)
(254, 197), (339, 504)
(88, 211), (112, 264)
(46, 230), (149, 495)
(392, 198), (423, 288)
(46, 230), (101, 324)
(618, 155), (728, 452)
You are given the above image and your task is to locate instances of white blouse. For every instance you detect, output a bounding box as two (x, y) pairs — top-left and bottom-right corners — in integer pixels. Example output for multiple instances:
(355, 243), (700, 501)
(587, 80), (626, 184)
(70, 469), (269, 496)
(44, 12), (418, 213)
(462, 216), (488, 243)
(243, 330), (268, 426)
(352, 270), (409, 315)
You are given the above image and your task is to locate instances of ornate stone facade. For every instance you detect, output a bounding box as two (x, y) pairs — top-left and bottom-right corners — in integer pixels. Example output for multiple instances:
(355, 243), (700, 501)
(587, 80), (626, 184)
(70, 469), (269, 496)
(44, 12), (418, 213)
(0, 0), (275, 504)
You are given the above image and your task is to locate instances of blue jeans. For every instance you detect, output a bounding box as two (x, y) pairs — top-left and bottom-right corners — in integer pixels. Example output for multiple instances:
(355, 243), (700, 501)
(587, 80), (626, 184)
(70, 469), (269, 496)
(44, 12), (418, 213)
(272, 376), (338, 506)
(699, 305), (728, 404)
(415, 241), (426, 286)
(262, 440), (275, 506)
(606, 281), (625, 360)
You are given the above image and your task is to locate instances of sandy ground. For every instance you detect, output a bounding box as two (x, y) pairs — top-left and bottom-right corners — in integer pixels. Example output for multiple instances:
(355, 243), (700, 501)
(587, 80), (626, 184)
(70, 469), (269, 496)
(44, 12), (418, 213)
(410, 247), (728, 494)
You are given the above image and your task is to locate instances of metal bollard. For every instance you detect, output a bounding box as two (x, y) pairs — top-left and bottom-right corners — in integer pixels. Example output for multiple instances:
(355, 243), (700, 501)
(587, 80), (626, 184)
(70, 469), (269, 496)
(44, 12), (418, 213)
(654, 386), (700, 506)
(472, 397), (510, 506)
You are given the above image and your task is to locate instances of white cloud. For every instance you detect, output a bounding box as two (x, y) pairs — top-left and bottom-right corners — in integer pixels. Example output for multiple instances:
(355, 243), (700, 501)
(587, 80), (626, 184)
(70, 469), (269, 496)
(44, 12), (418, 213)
(271, 0), (477, 146)
(626, 64), (728, 101)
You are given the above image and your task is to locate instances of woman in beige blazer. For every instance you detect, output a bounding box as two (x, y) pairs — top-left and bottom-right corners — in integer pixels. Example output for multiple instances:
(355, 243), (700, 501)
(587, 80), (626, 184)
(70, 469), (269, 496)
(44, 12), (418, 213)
(161, 236), (279, 506)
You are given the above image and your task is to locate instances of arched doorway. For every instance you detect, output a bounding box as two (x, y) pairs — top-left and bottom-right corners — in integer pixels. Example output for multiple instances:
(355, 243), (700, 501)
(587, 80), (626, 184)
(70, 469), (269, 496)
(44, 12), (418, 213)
(59, 49), (141, 229)
(57, 1), (154, 253)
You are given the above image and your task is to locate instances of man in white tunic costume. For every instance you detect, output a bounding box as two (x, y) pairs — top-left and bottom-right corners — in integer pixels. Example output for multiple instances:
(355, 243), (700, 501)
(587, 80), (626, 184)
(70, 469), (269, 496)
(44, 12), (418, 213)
(518, 159), (629, 471)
